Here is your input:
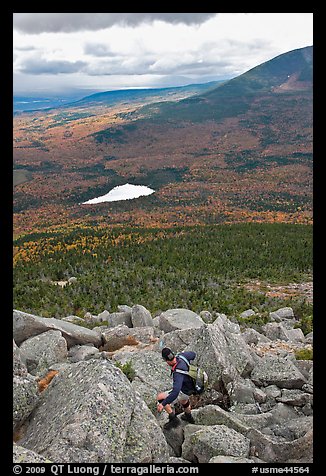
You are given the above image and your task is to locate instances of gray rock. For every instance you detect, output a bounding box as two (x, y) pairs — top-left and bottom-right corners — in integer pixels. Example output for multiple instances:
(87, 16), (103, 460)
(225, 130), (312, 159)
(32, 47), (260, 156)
(269, 416), (313, 441)
(13, 374), (39, 430)
(101, 325), (157, 352)
(13, 310), (102, 348)
(107, 311), (133, 328)
(305, 332), (313, 344)
(250, 355), (307, 389)
(122, 394), (170, 462)
(19, 359), (169, 463)
(224, 332), (255, 378)
(241, 328), (270, 345)
(118, 305), (132, 313)
(182, 424), (250, 463)
(270, 307), (295, 320)
(13, 340), (39, 430)
(19, 330), (68, 375)
(168, 457), (191, 463)
(155, 327), (202, 353)
(112, 349), (171, 409)
(158, 308), (204, 333)
(13, 444), (52, 463)
(212, 313), (241, 334)
(131, 305), (153, 327)
(13, 340), (28, 377)
(261, 322), (289, 341)
(200, 311), (214, 324)
(61, 315), (85, 324)
(293, 359), (313, 380)
(228, 379), (266, 406)
(97, 310), (111, 322)
(68, 345), (100, 363)
(240, 309), (256, 318)
(193, 405), (249, 435)
(247, 427), (313, 463)
(276, 389), (313, 407)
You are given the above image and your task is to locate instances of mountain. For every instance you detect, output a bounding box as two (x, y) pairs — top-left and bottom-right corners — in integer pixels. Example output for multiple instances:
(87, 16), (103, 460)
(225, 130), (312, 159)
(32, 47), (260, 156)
(13, 46), (313, 234)
(130, 46), (312, 123)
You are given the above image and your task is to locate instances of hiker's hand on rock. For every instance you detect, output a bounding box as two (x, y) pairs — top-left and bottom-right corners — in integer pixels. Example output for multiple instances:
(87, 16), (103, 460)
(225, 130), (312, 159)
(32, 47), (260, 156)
(157, 403), (164, 412)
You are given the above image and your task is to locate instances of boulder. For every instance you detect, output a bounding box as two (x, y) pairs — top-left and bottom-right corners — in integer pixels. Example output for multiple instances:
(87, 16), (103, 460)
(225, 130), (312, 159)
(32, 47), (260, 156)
(223, 332), (255, 378)
(269, 307), (295, 321)
(19, 359), (169, 463)
(112, 349), (171, 410)
(101, 325), (157, 352)
(68, 344), (100, 363)
(268, 416), (313, 441)
(131, 305), (153, 327)
(247, 428), (313, 463)
(107, 311), (133, 328)
(211, 313), (241, 334)
(275, 389), (313, 407)
(182, 424), (250, 463)
(19, 330), (68, 376)
(193, 405), (249, 435)
(158, 309), (204, 333)
(155, 327), (202, 353)
(241, 328), (271, 345)
(250, 355), (307, 389)
(13, 310), (102, 348)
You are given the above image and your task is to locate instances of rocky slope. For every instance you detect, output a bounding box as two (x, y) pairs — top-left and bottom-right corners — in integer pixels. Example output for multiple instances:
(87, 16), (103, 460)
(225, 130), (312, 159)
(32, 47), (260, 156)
(13, 304), (313, 463)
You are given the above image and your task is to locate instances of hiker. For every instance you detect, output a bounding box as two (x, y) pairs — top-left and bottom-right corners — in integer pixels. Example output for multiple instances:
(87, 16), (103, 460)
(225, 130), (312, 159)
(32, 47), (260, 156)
(156, 347), (196, 430)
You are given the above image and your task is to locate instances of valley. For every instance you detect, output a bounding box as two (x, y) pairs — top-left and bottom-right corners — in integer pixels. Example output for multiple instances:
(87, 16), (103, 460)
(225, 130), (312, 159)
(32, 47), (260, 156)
(13, 47), (313, 236)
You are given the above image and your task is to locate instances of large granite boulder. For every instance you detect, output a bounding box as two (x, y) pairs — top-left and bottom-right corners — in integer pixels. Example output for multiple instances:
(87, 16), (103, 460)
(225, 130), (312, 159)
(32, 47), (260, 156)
(19, 359), (169, 463)
(250, 355), (307, 389)
(158, 309), (205, 333)
(13, 310), (102, 348)
(182, 424), (250, 462)
(19, 330), (68, 376)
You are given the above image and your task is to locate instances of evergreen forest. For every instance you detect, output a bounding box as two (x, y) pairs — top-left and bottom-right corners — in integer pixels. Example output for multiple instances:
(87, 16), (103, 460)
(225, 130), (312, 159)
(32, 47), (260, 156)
(13, 223), (312, 325)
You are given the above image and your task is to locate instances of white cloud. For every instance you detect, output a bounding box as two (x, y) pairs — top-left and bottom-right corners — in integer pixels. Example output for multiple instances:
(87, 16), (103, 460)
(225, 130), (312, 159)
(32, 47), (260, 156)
(13, 13), (313, 95)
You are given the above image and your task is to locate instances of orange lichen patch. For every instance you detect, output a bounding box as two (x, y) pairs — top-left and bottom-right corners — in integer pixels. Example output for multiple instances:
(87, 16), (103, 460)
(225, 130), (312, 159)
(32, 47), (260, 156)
(37, 370), (59, 393)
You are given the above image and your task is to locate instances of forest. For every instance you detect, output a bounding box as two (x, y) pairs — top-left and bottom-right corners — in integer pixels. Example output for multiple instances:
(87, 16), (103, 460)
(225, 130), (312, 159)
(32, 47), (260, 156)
(13, 222), (312, 329)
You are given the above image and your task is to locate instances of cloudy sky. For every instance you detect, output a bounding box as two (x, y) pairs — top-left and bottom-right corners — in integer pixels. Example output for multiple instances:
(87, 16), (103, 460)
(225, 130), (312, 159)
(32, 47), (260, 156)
(13, 13), (313, 97)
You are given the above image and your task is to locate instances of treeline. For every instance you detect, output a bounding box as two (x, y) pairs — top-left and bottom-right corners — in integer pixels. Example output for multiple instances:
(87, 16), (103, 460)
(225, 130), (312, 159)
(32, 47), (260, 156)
(13, 223), (312, 319)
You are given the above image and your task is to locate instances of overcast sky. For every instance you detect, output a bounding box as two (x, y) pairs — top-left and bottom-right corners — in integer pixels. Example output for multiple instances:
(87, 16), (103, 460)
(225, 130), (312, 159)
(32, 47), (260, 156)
(13, 13), (313, 97)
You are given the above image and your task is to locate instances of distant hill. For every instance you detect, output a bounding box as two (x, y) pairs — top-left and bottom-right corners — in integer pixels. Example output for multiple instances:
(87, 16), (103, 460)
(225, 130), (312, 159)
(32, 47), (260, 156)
(65, 81), (224, 108)
(133, 46), (312, 122)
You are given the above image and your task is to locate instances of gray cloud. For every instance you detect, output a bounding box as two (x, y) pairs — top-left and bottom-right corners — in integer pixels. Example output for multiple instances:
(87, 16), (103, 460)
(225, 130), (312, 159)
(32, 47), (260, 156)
(18, 57), (87, 75)
(13, 13), (216, 34)
(14, 45), (37, 51)
(84, 43), (117, 57)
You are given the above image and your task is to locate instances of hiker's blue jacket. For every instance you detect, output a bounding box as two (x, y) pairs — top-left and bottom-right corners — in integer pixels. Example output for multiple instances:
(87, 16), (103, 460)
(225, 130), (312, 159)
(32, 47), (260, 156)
(161, 351), (196, 406)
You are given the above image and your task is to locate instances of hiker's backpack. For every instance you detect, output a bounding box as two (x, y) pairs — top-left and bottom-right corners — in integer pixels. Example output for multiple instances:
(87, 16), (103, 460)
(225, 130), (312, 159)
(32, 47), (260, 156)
(175, 354), (209, 394)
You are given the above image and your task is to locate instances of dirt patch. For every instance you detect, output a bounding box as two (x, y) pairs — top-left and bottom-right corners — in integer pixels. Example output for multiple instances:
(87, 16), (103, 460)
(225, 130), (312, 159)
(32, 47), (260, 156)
(242, 281), (313, 304)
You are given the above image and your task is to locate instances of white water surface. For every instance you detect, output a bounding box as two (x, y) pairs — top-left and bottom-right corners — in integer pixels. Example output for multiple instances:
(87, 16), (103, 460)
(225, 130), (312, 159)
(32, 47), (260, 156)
(82, 183), (155, 204)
